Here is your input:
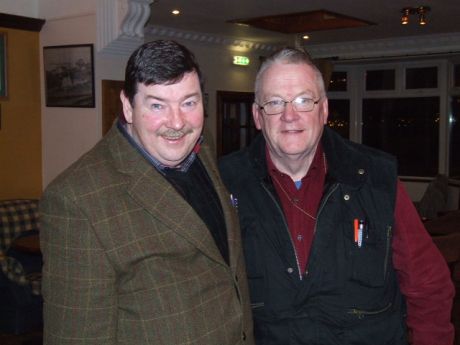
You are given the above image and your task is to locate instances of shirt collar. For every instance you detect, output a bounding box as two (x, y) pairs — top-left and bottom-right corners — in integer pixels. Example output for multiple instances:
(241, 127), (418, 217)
(117, 119), (202, 174)
(267, 143), (325, 182)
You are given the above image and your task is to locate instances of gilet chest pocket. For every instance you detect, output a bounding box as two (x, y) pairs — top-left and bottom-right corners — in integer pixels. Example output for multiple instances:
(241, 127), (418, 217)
(349, 225), (391, 287)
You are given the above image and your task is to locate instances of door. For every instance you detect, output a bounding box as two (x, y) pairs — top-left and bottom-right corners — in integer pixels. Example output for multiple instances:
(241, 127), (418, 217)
(216, 91), (258, 157)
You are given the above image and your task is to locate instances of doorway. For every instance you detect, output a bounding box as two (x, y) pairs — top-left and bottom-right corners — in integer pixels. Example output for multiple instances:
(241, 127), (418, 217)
(101, 80), (124, 135)
(216, 91), (258, 157)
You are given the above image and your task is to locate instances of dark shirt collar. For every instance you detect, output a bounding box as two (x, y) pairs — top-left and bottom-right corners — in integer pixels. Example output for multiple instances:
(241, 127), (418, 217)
(117, 119), (202, 174)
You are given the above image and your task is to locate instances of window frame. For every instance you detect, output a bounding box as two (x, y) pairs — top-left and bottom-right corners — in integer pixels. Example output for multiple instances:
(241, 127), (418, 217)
(327, 57), (457, 179)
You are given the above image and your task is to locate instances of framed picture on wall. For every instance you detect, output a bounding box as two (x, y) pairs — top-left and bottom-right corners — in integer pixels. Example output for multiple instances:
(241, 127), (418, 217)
(0, 32), (7, 99)
(43, 44), (95, 107)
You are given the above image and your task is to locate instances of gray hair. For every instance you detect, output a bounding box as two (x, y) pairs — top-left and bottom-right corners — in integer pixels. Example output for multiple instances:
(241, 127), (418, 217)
(254, 47), (326, 103)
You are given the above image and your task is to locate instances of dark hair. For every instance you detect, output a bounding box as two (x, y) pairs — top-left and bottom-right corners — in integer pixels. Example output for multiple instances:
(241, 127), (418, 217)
(123, 40), (204, 105)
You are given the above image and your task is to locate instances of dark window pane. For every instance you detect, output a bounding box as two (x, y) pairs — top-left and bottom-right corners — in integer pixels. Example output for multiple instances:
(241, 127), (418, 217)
(406, 66), (438, 89)
(362, 97), (439, 176)
(450, 96), (460, 179)
(366, 69), (395, 90)
(328, 71), (347, 91)
(455, 64), (460, 87)
(328, 99), (350, 139)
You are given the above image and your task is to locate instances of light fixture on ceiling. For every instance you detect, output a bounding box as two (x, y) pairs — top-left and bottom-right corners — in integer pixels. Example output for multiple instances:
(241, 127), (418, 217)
(401, 8), (411, 25)
(302, 35), (310, 40)
(400, 6), (430, 26)
(171, 9), (180, 15)
(418, 6), (429, 25)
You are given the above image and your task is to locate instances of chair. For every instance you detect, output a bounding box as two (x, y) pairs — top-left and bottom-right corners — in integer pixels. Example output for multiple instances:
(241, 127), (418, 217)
(0, 199), (43, 334)
(416, 174), (449, 220)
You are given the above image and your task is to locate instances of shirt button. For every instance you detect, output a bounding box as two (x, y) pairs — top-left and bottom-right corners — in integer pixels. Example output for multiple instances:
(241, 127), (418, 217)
(297, 234), (303, 241)
(287, 267), (294, 274)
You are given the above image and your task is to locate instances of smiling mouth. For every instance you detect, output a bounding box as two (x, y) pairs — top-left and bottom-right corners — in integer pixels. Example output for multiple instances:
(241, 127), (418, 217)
(282, 129), (303, 133)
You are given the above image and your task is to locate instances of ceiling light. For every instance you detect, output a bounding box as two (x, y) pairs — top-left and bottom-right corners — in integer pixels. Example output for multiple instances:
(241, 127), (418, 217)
(401, 8), (411, 25)
(302, 35), (310, 40)
(400, 6), (430, 26)
(171, 9), (180, 15)
(417, 6), (430, 25)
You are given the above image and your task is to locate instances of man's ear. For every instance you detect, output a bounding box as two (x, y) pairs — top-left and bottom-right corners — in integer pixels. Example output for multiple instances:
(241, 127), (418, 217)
(321, 98), (329, 125)
(252, 102), (263, 130)
(120, 90), (133, 124)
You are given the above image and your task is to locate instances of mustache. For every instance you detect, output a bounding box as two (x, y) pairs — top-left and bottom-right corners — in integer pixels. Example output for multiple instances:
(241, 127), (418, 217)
(160, 129), (192, 139)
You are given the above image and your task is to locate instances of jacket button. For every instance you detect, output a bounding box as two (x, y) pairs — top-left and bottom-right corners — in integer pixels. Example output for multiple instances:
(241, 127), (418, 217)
(344, 194), (350, 201)
(358, 168), (365, 175)
(287, 267), (294, 274)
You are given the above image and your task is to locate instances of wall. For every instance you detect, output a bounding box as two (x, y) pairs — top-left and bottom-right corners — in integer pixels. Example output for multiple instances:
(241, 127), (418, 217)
(0, 27), (42, 199)
(40, 13), (101, 188)
(0, 0), (39, 18)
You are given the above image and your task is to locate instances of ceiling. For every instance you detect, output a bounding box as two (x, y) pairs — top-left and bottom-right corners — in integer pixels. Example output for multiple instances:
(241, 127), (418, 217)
(147, 0), (460, 47)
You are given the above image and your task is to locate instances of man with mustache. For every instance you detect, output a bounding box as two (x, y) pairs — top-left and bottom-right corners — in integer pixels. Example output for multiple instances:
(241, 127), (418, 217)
(40, 40), (254, 345)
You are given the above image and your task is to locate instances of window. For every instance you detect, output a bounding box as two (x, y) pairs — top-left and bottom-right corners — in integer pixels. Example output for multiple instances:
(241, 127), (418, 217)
(327, 59), (458, 179)
(327, 99), (350, 139)
(455, 64), (460, 87)
(450, 96), (460, 178)
(362, 97), (439, 176)
(405, 66), (437, 89)
(328, 71), (347, 92)
(366, 69), (395, 90)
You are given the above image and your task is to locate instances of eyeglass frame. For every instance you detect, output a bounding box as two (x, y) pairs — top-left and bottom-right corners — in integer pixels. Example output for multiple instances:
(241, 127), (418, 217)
(255, 96), (321, 116)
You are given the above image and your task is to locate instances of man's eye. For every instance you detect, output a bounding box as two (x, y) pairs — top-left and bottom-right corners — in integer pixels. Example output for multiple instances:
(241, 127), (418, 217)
(183, 100), (197, 108)
(150, 103), (164, 111)
(294, 97), (313, 105)
(266, 100), (284, 107)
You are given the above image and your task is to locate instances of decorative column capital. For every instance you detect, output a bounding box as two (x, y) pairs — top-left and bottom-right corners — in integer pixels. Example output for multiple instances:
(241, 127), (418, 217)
(97, 0), (154, 56)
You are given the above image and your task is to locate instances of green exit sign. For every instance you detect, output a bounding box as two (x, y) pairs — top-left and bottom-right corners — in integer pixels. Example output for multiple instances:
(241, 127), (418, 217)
(233, 56), (250, 66)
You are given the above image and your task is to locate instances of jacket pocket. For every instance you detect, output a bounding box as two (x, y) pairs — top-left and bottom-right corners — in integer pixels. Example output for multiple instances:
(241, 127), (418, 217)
(348, 223), (392, 287)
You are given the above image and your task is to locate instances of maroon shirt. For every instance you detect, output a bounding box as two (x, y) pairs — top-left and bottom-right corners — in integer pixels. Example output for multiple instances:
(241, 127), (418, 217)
(267, 144), (454, 345)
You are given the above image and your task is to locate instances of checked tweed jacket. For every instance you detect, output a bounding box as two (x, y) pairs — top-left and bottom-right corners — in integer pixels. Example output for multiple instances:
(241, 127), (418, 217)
(40, 123), (254, 345)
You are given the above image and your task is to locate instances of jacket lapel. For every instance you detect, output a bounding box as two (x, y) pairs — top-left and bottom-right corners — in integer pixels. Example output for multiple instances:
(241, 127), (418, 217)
(106, 124), (226, 266)
(199, 143), (242, 272)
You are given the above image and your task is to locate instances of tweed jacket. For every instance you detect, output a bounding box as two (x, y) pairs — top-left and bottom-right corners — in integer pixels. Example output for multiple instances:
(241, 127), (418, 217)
(40, 123), (254, 345)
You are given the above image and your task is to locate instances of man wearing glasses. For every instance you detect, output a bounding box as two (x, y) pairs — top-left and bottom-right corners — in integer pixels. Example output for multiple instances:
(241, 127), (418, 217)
(219, 47), (454, 345)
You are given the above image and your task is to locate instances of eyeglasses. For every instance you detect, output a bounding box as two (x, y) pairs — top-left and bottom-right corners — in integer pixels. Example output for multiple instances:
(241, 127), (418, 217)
(257, 97), (320, 115)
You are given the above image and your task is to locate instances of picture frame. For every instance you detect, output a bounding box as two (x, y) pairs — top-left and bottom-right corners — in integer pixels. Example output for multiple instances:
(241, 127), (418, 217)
(43, 44), (95, 107)
(0, 32), (7, 99)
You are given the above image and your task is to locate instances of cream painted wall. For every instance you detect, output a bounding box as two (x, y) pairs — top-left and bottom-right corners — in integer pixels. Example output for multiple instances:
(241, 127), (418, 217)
(0, 0), (39, 18)
(40, 14), (101, 187)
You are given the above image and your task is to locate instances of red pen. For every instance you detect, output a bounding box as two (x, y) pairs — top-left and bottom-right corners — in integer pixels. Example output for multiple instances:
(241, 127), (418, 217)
(354, 218), (359, 243)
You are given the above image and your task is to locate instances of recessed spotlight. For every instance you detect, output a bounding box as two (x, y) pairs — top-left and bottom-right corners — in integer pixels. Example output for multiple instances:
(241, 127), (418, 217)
(302, 35), (310, 40)
(171, 9), (180, 15)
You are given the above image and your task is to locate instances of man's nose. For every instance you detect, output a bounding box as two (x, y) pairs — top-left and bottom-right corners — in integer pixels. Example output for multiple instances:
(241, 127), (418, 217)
(167, 107), (185, 129)
(280, 101), (300, 121)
